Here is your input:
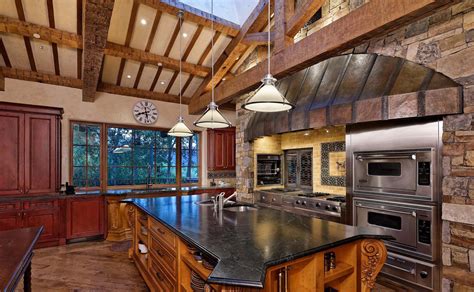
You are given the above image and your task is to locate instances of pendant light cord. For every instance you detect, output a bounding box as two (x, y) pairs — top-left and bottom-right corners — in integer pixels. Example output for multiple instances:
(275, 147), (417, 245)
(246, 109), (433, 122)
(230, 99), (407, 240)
(179, 12), (183, 117)
(267, 0), (271, 76)
(211, 0), (215, 104)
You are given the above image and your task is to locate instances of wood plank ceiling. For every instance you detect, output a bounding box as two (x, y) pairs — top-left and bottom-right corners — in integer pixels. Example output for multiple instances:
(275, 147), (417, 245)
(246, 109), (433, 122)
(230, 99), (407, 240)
(0, 0), (271, 105)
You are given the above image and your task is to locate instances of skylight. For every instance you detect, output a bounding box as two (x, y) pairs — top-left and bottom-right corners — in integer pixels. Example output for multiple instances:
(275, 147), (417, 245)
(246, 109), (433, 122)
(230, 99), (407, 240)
(178, 0), (259, 26)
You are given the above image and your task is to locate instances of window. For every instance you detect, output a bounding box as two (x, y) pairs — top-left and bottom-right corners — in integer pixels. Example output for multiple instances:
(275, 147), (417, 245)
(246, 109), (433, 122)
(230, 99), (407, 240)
(181, 134), (200, 184)
(71, 122), (200, 189)
(71, 123), (101, 188)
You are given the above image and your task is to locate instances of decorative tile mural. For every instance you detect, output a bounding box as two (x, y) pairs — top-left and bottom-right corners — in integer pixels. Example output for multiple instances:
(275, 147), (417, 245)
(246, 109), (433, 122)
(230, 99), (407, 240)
(208, 171), (236, 179)
(321, 141), (346, 187)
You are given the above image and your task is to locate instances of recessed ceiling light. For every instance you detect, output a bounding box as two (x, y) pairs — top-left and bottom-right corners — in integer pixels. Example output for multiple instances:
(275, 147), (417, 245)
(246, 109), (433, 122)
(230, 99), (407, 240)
(140, 18), (147, 25)
(39, 45), (44, 50)
(157, 62), (163, 66)
(160, 81), (166, 85)
(304, 132), (310, 136)
(236, 57), (239, 60)
(33, 33), (41, 39)
(222, 77), (226, 81)
(182, 32), (188, 38)
(126, 74), (132, 79)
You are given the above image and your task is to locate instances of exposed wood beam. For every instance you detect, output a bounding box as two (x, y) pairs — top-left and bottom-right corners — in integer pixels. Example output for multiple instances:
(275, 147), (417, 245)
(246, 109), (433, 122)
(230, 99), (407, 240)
(98, 83), (191, 104)
(137, 0), (240, 37)
(188, 0), (455, 114)
(46, 0), (60, 75)
(1, 67), (82, 88)
(0, 16), (83, 48)
(274, 0), (293, 52)
(0, 17), (210, 78)
(77, 0), (83, 79)
(241, 31), (274, 46)
(0, 39), (11, 68)
(0, 70), (5, 91)
(286, 0), (325, 37)
(134, 10), (162, 88)
(1, 67), (188, 104)
(15, 0), (36, 72)
(116, 1), (139, 86)
(191, 0), (270, 99)
(82, 0), (114, 102)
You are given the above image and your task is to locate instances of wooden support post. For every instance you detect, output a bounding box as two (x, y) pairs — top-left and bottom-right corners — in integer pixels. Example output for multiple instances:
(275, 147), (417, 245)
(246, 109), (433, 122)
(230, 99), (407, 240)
(274, 0), (293, 53)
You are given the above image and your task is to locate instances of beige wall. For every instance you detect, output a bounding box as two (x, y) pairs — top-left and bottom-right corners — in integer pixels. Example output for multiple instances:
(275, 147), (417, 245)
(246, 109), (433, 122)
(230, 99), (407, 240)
(252, 126), (346, 195)
(0, 78), (236, 187)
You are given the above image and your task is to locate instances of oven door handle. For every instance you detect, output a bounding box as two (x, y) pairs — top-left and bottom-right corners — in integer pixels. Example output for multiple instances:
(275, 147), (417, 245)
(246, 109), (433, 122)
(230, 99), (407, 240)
(356, 154), (416, 161)
(356, 203), (417, 217)
(384, 262), (416, 275)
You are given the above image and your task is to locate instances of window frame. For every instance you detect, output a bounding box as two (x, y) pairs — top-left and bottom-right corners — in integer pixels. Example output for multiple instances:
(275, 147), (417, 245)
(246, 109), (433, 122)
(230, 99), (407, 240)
(69, 120), (202, 191)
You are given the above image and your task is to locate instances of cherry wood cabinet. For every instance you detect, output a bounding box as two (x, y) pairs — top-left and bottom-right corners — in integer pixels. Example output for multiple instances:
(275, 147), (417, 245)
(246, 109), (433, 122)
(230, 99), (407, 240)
(207, 127), (236, 171)
(66, 196), (105, 240)
(0, 102), (62, 197)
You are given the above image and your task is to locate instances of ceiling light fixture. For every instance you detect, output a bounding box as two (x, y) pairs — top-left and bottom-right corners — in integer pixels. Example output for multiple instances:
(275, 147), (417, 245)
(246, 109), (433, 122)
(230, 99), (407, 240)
(194, 0), (232, 129)
(182, 32), (188, 38)
(169, 11), (193, 137)
(157, 62), (163, 66)
(222, 77), (226, 81)
(126, 74), (132, 79)
(160, 81), (166, 85)
(33, 33), (41, 39)
(241, 0), (294, 113)
(140, 18), (147, 25)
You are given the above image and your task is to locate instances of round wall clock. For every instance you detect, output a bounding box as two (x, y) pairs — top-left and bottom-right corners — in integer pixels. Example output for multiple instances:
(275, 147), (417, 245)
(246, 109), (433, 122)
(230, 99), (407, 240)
(133, 101), (158, 125)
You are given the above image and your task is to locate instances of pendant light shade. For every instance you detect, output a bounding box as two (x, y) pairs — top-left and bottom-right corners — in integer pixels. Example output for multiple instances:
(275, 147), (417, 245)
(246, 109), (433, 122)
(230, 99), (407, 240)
(193, 0), (231, 129)
(241, 0), (294, 113)
(242, 74), (294, 112)
(194, 101), (232, 129)
(168, 10), (194, 137)
(168, 116), (193, 137)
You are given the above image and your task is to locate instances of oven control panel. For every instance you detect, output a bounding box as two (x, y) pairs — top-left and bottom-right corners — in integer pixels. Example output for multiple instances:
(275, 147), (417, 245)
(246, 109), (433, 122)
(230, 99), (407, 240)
(418, 219), (431, 244)
(418, 161), (431, 186)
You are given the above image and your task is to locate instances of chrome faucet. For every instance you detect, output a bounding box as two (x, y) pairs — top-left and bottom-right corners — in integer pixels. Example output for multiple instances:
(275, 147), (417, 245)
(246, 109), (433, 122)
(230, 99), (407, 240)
(217, 192), (225, 210)
(223, 191), (237, 205)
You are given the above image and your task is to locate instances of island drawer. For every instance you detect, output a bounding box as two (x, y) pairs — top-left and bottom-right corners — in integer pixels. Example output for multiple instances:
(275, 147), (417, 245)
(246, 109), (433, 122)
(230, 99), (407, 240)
(150, 218), (177, 252)
(150, 235), (177, 278)
(150, 254), (177, 292)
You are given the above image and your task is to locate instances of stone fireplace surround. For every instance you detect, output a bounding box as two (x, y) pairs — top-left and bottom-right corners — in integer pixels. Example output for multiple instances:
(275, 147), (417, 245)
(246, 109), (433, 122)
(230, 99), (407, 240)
(235, 1), (474, 290)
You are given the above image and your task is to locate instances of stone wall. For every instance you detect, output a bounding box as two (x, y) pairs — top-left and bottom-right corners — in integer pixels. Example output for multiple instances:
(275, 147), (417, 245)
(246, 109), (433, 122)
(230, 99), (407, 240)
(235, 0), (474, 290)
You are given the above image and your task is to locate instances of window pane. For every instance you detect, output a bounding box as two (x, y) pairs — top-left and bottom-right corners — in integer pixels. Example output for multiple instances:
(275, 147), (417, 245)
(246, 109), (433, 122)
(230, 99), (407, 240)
(73, 166), (86, 181)
(73, 146), (86, 166)
(108, 127), (133, 146)
(88, 125), (101, 145)
(157, 167), (176, 184)
(181, 134), (199, 183)
(157, 148), (176, 166)
(87, 146), (100, 166)
(108, 147), (132, 166)
(108, 167), (133, 185)
(73, 124), (86, 145)
(181, 136), (190, 149)
(88, 167), (101, 187)
(134, 130), (155, 146)
(134, 167), (153, 185)
(134, 147), (155, 167)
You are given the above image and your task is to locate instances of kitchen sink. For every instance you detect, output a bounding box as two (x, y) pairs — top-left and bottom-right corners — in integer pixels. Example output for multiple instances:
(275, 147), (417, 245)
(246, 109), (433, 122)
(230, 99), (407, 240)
(224, 205), (258, 212)
(195, 199), (214, 206)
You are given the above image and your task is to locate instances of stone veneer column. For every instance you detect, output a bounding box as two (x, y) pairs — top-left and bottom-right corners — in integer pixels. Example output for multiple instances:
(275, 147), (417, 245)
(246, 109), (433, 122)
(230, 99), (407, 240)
(235, 95), (255, 203)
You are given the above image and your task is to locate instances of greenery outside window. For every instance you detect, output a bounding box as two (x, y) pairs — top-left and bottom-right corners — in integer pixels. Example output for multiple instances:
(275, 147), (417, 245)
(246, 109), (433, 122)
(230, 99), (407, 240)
(71, 123), (101, 188)
(181, 134), (199, 183)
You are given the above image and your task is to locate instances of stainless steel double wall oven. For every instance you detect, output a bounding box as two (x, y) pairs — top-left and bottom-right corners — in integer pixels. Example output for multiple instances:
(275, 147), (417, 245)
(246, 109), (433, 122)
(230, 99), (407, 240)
(346, 119), (442, 291)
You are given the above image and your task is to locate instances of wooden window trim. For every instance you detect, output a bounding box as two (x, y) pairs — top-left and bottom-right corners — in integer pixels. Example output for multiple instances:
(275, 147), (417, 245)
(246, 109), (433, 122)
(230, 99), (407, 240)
(69, 120), (202, 191)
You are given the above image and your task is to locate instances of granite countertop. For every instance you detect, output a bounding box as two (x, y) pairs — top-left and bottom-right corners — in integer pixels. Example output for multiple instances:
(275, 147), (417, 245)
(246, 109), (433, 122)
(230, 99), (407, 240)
(128, 195), (391, 288)
(0, 186), (235, 202)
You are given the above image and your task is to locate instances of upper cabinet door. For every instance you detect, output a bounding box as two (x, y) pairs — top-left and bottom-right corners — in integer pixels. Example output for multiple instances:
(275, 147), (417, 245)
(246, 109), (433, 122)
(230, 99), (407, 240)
(0, 112), (25, 196)
(225, 130), (236, 170)
(24, 114), (58, 195)
(214, 131), (226, 170)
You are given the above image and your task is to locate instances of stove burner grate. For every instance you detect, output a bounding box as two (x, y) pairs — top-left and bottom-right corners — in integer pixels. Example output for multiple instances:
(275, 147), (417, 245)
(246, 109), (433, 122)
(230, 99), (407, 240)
(326, 196), (346, 203)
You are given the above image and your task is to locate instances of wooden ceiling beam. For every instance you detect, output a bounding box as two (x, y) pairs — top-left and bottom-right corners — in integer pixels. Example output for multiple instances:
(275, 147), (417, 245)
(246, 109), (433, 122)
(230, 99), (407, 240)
(46, 0), (60, 76)
(0, 17), (209, 78)
(14, 0), (36, 72)
(116, 1), (139, 86)
(0, 71), (5, 91)
(82, 0), (114, 102)
(137, 0), (240, 37)
(98, 83), (191, 104)
(191, 0), (270, 99)
(241, 31), (274, 46)
(286, 0), (325, 37)
(188, 0), (455, 114)
(1, 67), (188, 104)
(274, 0), (293, 53)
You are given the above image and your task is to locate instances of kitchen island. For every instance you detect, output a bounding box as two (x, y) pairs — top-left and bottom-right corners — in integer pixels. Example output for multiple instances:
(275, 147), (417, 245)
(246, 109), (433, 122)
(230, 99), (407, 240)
(126, 195), (390, 291)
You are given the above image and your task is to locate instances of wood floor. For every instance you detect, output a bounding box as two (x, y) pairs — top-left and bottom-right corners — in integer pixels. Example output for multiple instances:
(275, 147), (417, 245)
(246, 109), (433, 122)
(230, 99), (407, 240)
(15, 240), (397, 291)
(16, 240), (148, 292)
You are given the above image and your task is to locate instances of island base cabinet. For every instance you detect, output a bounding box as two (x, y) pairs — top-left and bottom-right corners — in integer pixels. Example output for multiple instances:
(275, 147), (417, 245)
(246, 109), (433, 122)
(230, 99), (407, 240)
(128, 203), (387, 292)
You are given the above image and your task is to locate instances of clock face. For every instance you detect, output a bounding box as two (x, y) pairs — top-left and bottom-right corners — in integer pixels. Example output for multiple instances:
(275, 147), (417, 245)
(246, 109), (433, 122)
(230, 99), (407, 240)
(133, 101), (158, 125)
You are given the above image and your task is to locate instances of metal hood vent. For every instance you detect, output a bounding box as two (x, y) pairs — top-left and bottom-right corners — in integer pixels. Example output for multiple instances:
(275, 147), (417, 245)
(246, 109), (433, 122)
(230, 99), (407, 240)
(244, 53), (462, 141)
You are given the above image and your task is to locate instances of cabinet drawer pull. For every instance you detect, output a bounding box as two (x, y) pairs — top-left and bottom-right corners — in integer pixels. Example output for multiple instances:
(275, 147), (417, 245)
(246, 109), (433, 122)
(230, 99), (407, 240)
(25, 188), (29, 194)
(17, 212), (21, 217)
(156, 271), (164, 281)
(157, 249), (164, 257)
(20, 189), (24, 194)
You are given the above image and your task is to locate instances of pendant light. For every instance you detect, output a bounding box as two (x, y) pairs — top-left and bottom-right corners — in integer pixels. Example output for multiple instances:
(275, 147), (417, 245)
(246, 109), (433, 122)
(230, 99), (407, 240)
(194, 0), (232, 129)
(241, 0), (294, 112)
(168, 11), (194, 137)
